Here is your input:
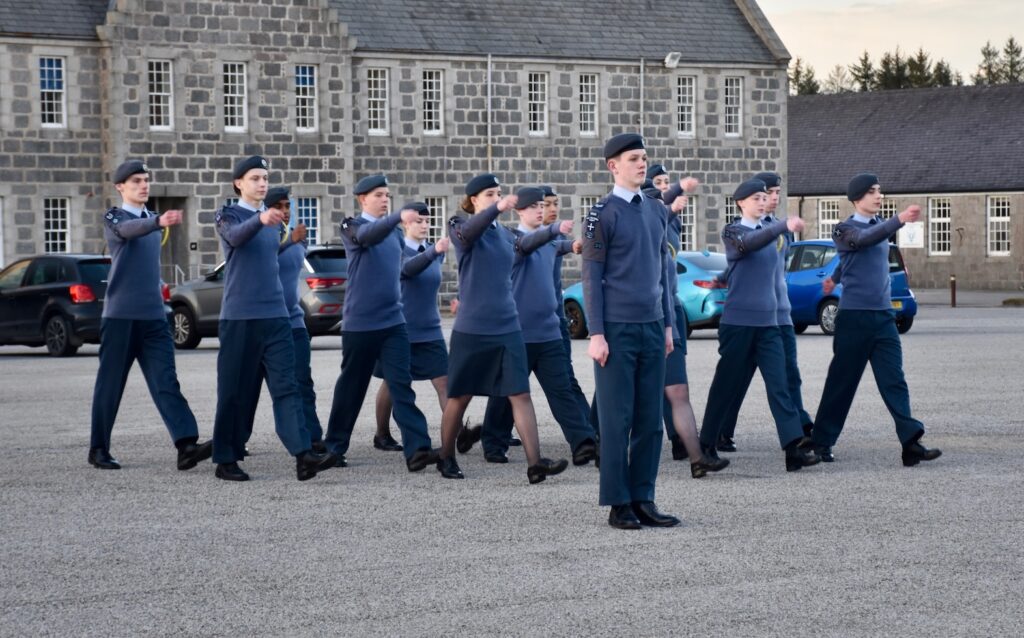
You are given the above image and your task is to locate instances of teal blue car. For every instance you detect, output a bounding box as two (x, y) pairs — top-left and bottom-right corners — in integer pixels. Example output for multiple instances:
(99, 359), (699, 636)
(562, 250), (728, 339)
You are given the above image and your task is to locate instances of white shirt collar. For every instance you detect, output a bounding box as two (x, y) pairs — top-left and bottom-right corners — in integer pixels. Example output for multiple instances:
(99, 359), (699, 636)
(404, 237), (425, 250)
(852, 213), (874, 224)
(360, 211), (378, 222)
(517, 223), (540, 234)
(120, 202), (145, 217)
(739, 218), (760, 229)
(237, 199), (262, 212)
(612, 185), (642, 204)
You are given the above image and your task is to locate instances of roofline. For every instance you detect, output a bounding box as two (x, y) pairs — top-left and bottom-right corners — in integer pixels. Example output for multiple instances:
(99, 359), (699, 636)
(732, 0), (790, 64)
(0, 33), (99, 44)
(788, 189), (1024, 198)
(352, 50), (785, 69)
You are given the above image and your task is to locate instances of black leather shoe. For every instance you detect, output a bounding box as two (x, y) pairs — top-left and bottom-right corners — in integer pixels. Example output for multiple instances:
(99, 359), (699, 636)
(671, 439), (688, 461)
(527, 457), (569, 484)
(572, 439), (598, 466)
(437, 455), (465, 479)
(608, 504), (643, 530)
(296, 451), (328, 481)
(702, 444), (721, 461)
(484, 452), (509, 464)
(509, 437), (522, 447)
(373, 434), (403, 452)
(333, 454), (348, 468)
(717, 436), (737, 452)
(632, 501), (681, 527)
(690, 456), (730, 478)
(88, 448), (121, 470)
(785, 446), (822, 472)
(815, 445), (835, 462)
(406, 448), (440, 472)
(311, 441), (328, 454)
(316, 452), (339, 471)
(456, 423), (482, 454)
(215, 462), (250, 482)
(177, 440), (213, 471)
(902, 441), (942, 467)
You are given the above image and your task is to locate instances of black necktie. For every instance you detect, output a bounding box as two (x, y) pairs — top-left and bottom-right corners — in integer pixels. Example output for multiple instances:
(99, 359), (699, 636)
(140, 209), (148, 219)
(417, 245), (426, 253)
(755, 224), (762, 230)
(631, 194), (642, 205)
(869, 217), (878, 225)
(764, 216), (773, 224)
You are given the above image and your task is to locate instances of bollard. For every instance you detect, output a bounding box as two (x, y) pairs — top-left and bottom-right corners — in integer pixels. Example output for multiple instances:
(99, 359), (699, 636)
(950, 275), (957, 308)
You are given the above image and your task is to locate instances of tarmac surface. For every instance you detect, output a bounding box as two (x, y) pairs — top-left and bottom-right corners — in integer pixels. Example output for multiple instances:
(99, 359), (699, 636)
(1, 304), (1022, 636)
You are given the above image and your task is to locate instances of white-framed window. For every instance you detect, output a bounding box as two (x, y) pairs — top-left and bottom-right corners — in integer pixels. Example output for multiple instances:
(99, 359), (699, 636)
(680, 196), (697, 251)
(724, 196), (738, 223)
(676, 76), (696, 137)
(527, 71), (548, 136)
(879, 199), (897, 220)
(43, 198), (70, 253)
(987, 195), (1012, 256)
(578, 73), (598, 136)
(423, 196), (447, 243)
(295, 197), (320, 244)
(422, 69), (444, 135)
(818, 199), (841, 239)
(147, 59), (173, 130)
(223, 62), (247, 131)
(367, 67), (389, 135)
(579, 195), (600, 222)
(225, 197), (239, 207)
(39, 57), (66, 128)
(295, 65), (317, 132)
(723, 76), (743, 137)
(927, 197), (951, 255)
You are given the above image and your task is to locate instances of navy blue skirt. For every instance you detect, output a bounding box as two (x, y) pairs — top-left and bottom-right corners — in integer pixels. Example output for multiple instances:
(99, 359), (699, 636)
(665, 304), (688, 386)
(373, 339), (449, 381)
(447, 330), (530, 397)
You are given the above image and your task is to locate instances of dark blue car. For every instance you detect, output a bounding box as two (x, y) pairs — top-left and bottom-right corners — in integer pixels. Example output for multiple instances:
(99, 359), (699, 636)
(786, 240), (917, 335)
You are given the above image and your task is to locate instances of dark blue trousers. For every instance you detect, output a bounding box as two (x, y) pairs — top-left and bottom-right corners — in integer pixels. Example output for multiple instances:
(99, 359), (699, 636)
(813, 310), (924, 446)
(241, 327), (323, 445)
(90, 318), (198, 451)
(699, 324), (804, 451)
(481, 339), (597, 456)
(324, 324), (431, 459)
(212, 318), (311, 463)
(595, 321), (665, 507)
(720, 324), (813, 439)
(560, 318), (593, 430)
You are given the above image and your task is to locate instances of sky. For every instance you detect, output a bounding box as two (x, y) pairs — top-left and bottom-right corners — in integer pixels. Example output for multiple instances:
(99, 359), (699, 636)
(756, 0), (1022, 81)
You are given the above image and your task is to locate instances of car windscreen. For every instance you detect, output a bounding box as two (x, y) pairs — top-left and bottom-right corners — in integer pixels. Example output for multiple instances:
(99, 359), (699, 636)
(77, 259), (112, 285)
(306, 250), (347, 272)
(888, 246), (905, 273)
(683, 253), (727, 272)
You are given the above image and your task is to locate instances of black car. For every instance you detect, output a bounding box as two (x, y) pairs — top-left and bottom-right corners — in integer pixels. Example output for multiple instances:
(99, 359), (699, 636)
(0, 254), (112, 356)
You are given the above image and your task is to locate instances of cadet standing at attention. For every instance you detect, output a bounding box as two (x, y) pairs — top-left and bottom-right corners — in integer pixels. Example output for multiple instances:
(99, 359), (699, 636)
(437, 174), (569, 483)
(697, 179), (821, 473)
(89, 160), (212, 471)
(479, 187), (597, 466)
(583, 134), (679, 530)
(212, 156), (332, 482)
(373, 202), (451, 449)
(322, 176), (439, 473)
(811, 174), (941, 466)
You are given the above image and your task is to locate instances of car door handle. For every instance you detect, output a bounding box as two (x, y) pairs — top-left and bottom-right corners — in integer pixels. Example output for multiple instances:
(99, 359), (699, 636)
(815, 271), (826, 277)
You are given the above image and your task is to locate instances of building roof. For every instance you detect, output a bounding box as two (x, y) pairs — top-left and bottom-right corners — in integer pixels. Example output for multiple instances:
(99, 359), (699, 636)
(788, 84), (1024, 196)
(330, 0), (784, 64)
(0, 0), (108, 40)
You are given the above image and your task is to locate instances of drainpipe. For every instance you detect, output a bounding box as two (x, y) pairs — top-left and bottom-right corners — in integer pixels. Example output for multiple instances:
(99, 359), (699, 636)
(487, 53), (493, 172)
(797, 196), (805, 240)
(638, 57), (645, 136)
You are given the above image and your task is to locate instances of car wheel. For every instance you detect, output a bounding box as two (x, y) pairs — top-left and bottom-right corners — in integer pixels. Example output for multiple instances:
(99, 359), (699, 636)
(793, 323), (809, 334)
(895, 316), (914, 334)
(564, 300), (588, 339)
(818, 299), (839, 336)
(44, 314), (78, 357)
(171, 306), (201, 349)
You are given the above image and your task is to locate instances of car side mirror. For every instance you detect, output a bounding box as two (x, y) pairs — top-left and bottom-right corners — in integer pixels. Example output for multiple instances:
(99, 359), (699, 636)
(204, 270), (219, 281)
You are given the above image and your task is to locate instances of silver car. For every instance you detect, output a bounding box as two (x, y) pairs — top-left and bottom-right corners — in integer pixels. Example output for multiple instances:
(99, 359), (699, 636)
(169, 243), (348, 349)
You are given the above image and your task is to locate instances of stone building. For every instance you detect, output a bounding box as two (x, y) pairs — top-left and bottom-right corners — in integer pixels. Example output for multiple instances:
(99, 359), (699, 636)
(788, 85), (1024, 290)
(1, 0), (790, 303)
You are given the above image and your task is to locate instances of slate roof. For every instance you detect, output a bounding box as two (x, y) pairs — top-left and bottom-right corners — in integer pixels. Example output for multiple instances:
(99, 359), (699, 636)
(330, 0), (783, 64)
(788, 84), (1024, 196)
(0, 0), (108, 40)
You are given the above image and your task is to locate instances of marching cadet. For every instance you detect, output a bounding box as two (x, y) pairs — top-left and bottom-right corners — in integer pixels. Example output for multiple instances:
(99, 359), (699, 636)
(239, 187), (327, 454)
(211, 156), (333, 482)
(322, 176), (439, 472)
(582, 134), (679, 530)
(716, 171), (815, 453)
(697, 179), (821, 472)
(811, 174), (941, 466)
(479, 187), (598, 466)
(646, 164), (671, 193)
(437, 174), (569, 483)
(372, 202), (451, 449)
(89, 160), (212, 471)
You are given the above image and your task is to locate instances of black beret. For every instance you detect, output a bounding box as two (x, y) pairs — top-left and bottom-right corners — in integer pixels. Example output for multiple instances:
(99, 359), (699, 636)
(733, 178), (768, 202)
(603, 133), (645, 160)
(401, 201), (430, 216)
(752, 171), (782, 189)
(264, 187), (290, 208)
(847, 173), (879, 202)
(539, 184), (557, 198)
(514, 187), (545, 209)
(646, 164), (668, 179)
(354, 174), (388, 195)
(113, 160), (149, 185)
(232, 155), (269, 180)
(465, 173), (500, 196)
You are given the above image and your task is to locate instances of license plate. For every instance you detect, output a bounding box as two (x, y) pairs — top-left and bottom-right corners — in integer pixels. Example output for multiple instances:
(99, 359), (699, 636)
(891, 300), (903, 309)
